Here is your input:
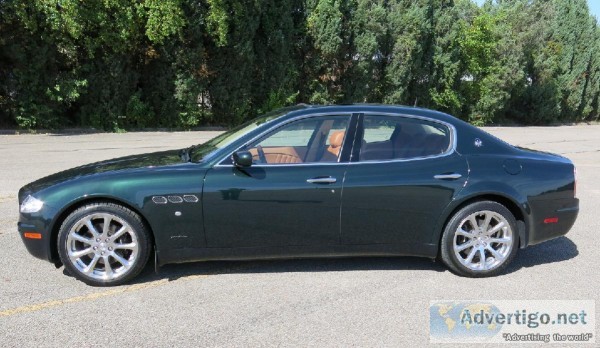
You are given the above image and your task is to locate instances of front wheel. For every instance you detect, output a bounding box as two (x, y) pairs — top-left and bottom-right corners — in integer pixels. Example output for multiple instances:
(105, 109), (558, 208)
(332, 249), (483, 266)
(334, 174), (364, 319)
(440, 201), (518, 277)
(57, 203), (151, 286)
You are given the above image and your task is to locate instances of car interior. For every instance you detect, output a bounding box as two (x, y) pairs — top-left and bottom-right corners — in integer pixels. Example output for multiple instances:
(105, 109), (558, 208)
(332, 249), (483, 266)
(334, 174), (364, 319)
(246, 117), (348, 164)
(247, 130), (346, 164)
(360, 122), (450, 161)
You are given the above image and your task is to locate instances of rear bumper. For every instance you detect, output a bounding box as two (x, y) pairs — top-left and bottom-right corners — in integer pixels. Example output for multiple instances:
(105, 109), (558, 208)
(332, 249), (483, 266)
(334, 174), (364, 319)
(528, 198), (579, 246)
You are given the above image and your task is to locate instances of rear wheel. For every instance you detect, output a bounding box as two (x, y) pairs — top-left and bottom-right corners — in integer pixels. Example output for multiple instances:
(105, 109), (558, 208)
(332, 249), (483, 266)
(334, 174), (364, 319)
(440, 201), (518, 277)
(57, 203), (151, 286)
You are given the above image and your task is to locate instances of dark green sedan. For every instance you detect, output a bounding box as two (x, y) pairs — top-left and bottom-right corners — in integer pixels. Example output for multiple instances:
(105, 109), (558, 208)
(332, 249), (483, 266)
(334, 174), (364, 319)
(17, 105), (579, 286)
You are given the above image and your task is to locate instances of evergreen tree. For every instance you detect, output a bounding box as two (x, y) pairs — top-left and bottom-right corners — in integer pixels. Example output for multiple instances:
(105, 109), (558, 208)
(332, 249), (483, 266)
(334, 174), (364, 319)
(1, 0), (600, 129)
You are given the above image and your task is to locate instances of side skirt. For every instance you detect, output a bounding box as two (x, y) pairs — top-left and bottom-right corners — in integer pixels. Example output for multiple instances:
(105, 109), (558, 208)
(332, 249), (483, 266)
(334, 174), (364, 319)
(157, 243), (438, 266)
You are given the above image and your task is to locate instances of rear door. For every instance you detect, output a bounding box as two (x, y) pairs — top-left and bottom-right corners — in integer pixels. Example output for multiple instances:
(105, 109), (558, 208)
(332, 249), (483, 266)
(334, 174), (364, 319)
(341, 114), (468, 246)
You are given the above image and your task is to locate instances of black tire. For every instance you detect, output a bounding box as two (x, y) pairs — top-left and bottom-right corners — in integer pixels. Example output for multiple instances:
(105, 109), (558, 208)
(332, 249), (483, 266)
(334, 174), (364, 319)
(57, 202), (151, 286)
(440, 201), (518, 277)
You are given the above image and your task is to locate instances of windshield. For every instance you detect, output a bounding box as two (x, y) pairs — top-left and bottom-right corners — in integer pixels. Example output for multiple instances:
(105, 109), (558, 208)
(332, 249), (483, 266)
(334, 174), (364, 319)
(189, 106), (305, 162)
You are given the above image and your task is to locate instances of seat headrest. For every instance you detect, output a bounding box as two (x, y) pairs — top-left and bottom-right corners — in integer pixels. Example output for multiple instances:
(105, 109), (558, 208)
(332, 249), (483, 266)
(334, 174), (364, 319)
(390, 124), (403, 140)
(329, 131), (345, 148)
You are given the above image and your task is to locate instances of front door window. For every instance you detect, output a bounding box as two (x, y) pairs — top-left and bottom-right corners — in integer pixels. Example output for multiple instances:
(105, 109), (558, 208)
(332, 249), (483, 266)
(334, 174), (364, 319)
(242, 116), (350, 164)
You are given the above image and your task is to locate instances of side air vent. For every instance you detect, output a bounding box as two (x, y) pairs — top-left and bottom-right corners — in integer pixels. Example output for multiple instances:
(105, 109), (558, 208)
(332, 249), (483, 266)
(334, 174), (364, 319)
(152, 196), (168, 204)
(168, 195), (184, 203)
(183, 195), (199, 203)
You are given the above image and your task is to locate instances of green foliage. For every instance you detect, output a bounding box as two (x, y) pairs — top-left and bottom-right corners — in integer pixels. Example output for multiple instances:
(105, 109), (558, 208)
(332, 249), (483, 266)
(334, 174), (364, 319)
(140, 0), (185, 44)
(307, 0), (344, 57)
(1, 0), (600, 130)
(428, 1), (468, 116)
(205, 0), (230, 46)
(125, 91), (155, 128)
(457, 8), (510, 125)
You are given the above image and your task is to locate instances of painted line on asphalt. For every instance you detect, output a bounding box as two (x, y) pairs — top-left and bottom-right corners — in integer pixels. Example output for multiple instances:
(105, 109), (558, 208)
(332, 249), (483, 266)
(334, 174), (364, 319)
(0, 278), (170, 317)
(0, 194), (16, 203)
(0, 264), (255, 318)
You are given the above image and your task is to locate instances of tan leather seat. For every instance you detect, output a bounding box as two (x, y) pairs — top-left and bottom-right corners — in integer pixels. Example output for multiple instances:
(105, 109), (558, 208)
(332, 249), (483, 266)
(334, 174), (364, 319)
(249, 147), (303, 164)
(325, 130), (345, 160)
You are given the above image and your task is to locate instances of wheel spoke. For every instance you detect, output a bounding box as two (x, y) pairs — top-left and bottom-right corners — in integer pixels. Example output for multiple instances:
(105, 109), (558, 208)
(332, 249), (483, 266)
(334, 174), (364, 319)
(102, 215), (111, 235)
(464, 247), (478, 264)
(111, 226), (128, 240)
(455, 240), (475, 252)
(85, 218), (100, 238)
(71, 233), (93, 245)
(456, 228), (474, 238)
(84, 255), (101, 273)
(69, 247), (93, 260)
(486, 245), (505, 261)
(488, 237), (511, 245)
(477, 248), (486, 269)
(104, 256), (113, 277)
(111, 253), (131, 269)
(481, 213), (493, 233)
(114, 242), (137, 251)
(485, 222), (505, 236)
(468, 216), (479, 230)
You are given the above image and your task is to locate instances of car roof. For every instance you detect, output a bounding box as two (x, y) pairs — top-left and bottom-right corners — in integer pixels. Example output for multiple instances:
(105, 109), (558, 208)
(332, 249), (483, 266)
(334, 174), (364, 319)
(283, 104), (459, 124)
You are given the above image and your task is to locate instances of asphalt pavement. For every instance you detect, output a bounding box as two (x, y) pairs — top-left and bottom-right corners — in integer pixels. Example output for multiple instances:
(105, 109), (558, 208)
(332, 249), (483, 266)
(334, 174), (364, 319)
(0, 126), (598, 347)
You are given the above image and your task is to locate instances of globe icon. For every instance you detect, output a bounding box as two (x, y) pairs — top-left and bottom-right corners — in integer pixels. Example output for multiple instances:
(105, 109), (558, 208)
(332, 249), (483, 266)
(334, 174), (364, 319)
(430, 302), (503, 341)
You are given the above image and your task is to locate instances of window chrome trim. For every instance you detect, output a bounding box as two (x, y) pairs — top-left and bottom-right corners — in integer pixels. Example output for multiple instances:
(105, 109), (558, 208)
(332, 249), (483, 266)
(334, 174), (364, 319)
(213, 111), (457, 168)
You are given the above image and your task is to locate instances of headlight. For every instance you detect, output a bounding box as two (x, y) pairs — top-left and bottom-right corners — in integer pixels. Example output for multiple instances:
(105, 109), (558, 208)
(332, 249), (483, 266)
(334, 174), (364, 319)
(20, 195), (44, 213)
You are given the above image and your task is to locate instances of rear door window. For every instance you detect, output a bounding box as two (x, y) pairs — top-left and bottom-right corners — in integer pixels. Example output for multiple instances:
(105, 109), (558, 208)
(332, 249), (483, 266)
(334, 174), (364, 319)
(360, 115), (451, 161)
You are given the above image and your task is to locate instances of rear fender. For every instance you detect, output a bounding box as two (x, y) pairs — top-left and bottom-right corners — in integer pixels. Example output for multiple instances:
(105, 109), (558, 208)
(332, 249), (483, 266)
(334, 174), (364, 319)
(433, 181), (531, 249)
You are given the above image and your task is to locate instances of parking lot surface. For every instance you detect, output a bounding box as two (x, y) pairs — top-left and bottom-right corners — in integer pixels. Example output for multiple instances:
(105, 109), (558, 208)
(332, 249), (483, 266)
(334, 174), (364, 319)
(0, 126), (598, 347)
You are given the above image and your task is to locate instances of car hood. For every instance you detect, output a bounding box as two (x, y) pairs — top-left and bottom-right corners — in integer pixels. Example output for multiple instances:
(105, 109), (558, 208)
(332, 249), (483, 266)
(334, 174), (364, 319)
(21, 149), (186, 195)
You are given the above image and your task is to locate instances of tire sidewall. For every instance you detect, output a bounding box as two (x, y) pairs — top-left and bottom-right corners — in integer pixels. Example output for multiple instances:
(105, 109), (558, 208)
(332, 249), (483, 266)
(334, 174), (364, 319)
(57, 203), (150, 286)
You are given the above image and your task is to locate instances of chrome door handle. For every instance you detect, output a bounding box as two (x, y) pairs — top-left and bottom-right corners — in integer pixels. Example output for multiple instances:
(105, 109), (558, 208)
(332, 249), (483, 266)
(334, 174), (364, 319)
(434, 173), (462, 180)
(307, 176), (337, 184)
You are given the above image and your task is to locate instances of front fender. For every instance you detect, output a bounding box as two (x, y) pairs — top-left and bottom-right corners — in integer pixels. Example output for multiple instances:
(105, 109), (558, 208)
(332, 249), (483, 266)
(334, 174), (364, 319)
(34, 167), (207, 263)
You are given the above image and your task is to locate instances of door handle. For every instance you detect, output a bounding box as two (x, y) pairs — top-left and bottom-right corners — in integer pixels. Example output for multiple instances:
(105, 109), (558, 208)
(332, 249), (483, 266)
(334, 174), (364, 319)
(307, 176), (337, 184)
(434, 173), (462, 180)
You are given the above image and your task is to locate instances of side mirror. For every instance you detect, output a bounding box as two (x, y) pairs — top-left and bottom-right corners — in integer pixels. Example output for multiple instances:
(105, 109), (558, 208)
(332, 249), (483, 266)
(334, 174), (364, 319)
(232, 151), (253, 167)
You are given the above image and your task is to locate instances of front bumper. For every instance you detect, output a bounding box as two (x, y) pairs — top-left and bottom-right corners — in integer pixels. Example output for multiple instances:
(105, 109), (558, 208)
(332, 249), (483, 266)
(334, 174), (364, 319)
(18, 221), (52, 261)
(17, 205), (59, 263)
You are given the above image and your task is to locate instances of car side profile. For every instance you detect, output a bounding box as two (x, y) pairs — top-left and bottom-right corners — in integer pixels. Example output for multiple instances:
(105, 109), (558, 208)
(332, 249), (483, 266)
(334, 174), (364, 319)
(17, 105), (579, 286)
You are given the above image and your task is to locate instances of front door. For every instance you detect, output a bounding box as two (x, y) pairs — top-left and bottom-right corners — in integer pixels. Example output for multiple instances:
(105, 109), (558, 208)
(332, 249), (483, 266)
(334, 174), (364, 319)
(203, 114), (354, 248)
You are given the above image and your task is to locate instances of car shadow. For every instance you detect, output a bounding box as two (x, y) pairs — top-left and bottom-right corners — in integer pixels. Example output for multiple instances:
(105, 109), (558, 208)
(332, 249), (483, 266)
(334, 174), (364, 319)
(133, 256), (447, 285)
(504, 236), (578, 274)
(137, 237), (577, 283)
(64, 237), (578, 286)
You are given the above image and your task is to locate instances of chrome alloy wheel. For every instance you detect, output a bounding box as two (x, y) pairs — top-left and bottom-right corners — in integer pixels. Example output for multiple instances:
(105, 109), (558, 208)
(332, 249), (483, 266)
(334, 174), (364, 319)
(66, 213), (139, 281)
(453, 210), (513, 271)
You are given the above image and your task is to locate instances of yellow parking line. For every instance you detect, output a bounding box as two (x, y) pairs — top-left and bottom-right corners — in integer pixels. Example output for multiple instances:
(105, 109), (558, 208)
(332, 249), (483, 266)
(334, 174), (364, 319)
(0, 278), (170, 317)
(0, 266), (246, 318)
